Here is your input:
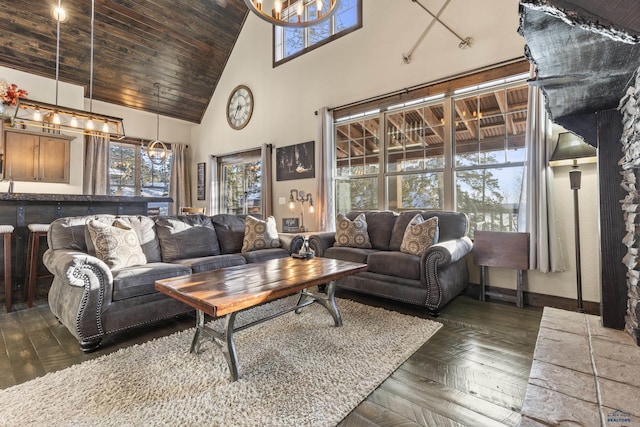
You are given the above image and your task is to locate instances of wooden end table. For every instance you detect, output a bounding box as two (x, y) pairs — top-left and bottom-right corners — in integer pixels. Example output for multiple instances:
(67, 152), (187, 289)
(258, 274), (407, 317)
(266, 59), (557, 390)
(155, 257), (367, 381)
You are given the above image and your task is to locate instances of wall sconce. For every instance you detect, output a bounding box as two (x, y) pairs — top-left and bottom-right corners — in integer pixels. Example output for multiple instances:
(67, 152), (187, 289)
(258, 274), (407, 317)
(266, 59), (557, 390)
(549, 131), (597, 313)
(289, 189), (314, 232)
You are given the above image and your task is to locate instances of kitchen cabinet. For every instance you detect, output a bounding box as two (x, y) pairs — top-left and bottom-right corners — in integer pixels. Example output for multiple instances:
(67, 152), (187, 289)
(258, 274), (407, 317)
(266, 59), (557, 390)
(2, 128), (72, 183)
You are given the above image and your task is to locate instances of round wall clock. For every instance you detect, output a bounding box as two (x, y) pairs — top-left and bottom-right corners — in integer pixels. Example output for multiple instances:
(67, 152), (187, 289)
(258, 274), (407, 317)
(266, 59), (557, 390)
(226, 85), (254, 130)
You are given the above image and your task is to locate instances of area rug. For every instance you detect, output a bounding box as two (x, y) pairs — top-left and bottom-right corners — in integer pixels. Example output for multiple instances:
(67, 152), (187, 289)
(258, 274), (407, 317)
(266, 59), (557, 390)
(0, 297), (442, 426)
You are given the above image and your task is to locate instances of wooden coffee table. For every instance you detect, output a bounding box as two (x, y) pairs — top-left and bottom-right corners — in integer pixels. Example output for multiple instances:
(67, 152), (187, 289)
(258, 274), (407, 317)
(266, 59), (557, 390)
(155, 256), (367, 381)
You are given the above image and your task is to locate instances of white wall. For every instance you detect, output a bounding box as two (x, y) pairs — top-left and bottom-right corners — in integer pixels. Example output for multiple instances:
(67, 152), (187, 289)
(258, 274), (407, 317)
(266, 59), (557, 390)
(0, 66), (193, 194)
(190, 0), (602, 303)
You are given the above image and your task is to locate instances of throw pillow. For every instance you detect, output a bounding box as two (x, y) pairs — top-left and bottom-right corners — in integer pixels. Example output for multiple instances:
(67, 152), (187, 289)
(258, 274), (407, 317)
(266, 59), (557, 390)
(334, 213), (372, 248)
(241, 215), (282, 253)
(86, 218), (147, 269)
(154, 216), (221, 262)
(400, 214), (439, 256)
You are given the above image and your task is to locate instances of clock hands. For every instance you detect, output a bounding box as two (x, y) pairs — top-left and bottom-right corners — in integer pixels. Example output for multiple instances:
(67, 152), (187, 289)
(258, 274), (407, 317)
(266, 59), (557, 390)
(233, 101), (246, 119)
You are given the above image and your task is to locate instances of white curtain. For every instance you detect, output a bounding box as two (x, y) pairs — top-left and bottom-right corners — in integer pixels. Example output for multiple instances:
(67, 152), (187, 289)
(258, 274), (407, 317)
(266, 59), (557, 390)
(209, 155), (219, 215)
(169, 144), (191, 215)
(83, 133), (110, 195)
(316, 107), (335, 232)
(261, 143), (273, 217)
(520, 68), (566, 272)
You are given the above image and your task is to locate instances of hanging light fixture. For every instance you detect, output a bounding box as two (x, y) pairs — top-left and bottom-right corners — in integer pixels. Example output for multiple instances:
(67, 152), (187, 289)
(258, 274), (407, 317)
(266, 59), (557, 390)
(147, 83), (168, 165)
(244, 0), (340, 28)
(13, 0), (125, 138)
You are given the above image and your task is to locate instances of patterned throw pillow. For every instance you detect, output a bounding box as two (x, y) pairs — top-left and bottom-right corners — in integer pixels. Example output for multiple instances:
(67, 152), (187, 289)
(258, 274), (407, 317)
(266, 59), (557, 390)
(400, 214), (439, 256)
(86, 218), (147, 269)
(241, 215), (282, 253)
(334, 213), (372, 248)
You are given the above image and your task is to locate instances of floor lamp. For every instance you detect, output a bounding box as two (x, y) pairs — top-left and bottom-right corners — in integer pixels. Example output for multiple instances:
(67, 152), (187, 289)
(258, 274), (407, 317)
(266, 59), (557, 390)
(549, 132), (597, 313)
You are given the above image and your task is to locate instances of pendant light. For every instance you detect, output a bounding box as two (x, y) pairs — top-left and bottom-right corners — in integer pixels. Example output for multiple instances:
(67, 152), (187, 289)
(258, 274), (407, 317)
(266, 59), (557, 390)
(147, 83), (168, 165)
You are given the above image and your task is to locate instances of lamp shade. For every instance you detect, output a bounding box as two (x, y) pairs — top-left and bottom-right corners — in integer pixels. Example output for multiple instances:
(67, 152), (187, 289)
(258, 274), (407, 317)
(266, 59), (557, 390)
(549, 132), (597, 167)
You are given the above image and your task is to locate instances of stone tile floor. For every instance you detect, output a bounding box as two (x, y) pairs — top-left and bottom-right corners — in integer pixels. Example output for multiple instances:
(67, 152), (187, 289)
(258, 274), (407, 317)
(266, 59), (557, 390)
(520, 307), (640, 426)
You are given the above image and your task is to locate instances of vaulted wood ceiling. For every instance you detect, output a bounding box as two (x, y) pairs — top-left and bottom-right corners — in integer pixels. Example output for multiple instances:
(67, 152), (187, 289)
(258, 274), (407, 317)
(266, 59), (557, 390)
(0, 0), (248, 123)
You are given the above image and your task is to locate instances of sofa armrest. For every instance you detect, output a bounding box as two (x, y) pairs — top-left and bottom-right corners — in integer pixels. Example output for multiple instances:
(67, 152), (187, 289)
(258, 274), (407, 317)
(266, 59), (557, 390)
(421, 236), (473, 311)
(278, 233), (305, 255)
(308, 232), (335, 257)
(423, 236), (473, 266)
(44, 249), (113, 287)
(43, 249), (114, 343)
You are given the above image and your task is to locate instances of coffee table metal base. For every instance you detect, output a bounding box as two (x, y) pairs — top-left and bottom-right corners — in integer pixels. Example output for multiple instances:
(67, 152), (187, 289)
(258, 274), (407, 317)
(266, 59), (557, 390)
(189, 280), (342, 381)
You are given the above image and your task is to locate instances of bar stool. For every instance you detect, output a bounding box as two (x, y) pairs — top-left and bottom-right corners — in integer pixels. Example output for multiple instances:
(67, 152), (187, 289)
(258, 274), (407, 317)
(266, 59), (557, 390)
(0, 225), (13, 312)
(26, 223), (50, 308)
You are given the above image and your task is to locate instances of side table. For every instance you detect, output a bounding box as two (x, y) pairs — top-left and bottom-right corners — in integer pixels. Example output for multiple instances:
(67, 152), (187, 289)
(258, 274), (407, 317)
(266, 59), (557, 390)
(473, 231), (530, 308)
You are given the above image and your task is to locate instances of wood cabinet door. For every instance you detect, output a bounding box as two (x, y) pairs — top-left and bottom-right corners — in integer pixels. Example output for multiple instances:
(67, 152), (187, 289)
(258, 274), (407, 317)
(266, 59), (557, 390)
(39, 136), (70, 183)
(5, 131), (38, 180)
(3, 130), (71, 183)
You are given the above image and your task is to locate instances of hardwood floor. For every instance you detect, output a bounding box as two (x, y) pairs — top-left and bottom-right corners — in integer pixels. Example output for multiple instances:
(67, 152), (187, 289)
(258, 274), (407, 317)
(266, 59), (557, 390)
(0, 292), (542, 426)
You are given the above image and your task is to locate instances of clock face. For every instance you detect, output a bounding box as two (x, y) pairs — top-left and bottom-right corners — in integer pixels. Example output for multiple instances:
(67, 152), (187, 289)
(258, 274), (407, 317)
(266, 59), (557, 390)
(227, 85), (253, 130)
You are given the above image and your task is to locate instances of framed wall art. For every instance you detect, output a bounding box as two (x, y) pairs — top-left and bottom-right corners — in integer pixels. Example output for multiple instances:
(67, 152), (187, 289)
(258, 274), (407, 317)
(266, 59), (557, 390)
(276, 141), (315, 181)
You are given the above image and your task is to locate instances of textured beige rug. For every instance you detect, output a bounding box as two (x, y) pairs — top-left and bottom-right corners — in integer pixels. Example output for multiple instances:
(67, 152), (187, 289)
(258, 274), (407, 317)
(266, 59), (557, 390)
(1, 297), (441, 426)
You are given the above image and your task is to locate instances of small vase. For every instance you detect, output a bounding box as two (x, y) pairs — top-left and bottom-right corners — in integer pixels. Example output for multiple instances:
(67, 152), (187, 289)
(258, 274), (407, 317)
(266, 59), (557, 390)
(1, 105), (16, 127)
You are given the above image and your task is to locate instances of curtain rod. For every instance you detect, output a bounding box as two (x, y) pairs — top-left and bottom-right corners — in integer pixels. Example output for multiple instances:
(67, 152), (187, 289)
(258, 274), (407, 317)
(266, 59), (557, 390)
(117, 136), (188, 147)
(331, 57), (527, 112)
(211, 144), (270, 159)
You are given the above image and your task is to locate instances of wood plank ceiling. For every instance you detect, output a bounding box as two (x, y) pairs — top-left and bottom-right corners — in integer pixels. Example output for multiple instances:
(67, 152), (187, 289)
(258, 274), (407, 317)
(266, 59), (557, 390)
(0, 0), (248, 123)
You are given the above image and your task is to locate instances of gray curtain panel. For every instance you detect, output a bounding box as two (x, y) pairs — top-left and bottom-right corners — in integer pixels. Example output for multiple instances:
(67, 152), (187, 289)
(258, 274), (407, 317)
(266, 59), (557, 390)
(520, 67), (566, 273)
(316, 107), (335, 232)
(260, 143), (273, 217)
(169, 143), (191, 215)
(83, 133), (110, 195)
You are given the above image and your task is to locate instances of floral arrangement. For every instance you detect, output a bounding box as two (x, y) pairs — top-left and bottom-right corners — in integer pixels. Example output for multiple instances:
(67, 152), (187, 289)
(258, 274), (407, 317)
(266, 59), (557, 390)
(0, 78), (28, 106)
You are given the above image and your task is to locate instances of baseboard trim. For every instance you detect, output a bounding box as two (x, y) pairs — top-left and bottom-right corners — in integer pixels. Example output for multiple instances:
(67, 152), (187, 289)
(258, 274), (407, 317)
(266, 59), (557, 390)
(464, 283), (601, 316)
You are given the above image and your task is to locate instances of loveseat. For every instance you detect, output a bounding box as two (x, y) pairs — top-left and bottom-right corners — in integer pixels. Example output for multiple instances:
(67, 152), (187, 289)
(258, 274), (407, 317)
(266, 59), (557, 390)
(44, 213), (303, 351)
(308, 210), (473, 316)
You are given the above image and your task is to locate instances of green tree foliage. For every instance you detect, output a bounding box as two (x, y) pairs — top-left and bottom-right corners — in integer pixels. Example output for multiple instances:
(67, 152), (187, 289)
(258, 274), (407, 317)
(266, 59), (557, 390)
(456, 166), (521, 235)
(109, 144), (171, 196)
(221, 161), (261, 215)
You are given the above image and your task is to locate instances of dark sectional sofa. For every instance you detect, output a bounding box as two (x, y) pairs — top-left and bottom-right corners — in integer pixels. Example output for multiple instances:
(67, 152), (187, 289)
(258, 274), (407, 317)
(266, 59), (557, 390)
(44, 213), (303, 351)
(309, 210), (473, 316)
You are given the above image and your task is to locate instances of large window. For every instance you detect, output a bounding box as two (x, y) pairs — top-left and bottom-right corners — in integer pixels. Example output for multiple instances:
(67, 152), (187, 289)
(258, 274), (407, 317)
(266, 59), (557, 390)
(274, 0), (361, 66)
(333, 76), (529, 236)
(335, 115), (380, 213)
(217, 149), (262, 216)
(453, 85), (527, 233)
(109, 141), (172, 212)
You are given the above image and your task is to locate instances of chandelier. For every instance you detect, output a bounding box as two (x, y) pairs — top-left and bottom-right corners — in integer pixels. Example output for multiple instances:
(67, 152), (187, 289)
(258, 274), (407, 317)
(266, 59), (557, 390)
(244, 0), (340, 28)
(13, 99), (125, 137)
(147, 83), (168, 165)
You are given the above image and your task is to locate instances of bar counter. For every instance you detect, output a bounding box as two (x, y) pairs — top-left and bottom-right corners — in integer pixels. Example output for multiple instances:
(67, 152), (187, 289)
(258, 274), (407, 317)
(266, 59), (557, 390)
(0, 193), (173, 305)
